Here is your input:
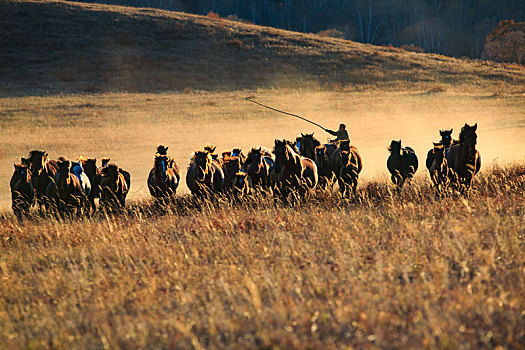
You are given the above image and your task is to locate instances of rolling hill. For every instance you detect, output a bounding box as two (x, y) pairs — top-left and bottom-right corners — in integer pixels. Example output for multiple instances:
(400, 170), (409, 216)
(1, 0), (525, 96)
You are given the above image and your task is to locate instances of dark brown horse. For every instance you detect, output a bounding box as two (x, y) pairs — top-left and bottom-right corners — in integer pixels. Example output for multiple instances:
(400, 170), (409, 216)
(148, 153), (181, 198)
(10, 163), (34, 218)
(273, 139), (318, 200)
(314, 145), (335, 189)
(296, 133), (321, 160)
(81, 158), (101, 212)
(428, 143), (450, 197)
(426, 129), (455, 171)
(246, 148), (273, 190)
(27, 150), (59, 212)
(446, 123), (481, 196)
(99, 164), (130, 209)
(222, 156), (244, 191)
(46, 159), (86, 215)
(232, 171), (253, 198)
(387, 140), (418, 188)
(187, 150), (224, 196)
(338, 150), (360, 197)
(331, 140), (363, 185)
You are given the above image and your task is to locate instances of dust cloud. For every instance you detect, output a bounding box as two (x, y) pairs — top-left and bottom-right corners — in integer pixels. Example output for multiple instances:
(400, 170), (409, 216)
(1, 90), (524, 210)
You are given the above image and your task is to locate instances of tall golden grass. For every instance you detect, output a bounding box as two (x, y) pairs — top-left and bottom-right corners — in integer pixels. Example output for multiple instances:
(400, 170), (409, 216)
(1, 165), (524, 348)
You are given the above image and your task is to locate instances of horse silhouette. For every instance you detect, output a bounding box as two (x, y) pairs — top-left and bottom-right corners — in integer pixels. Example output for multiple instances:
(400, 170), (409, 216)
(148, 152), (180, 199)
(10, 163), (34, 218)
(387, 140), (418, 188)
(81, 158), (101, 212)
(273, 139), (318, 201)
(426, 129), (456, 171)
(246, 147), (273, 190)
(100, 164), (130, 209)
(446, 123), (481, 196)
(428, 143), (450, 197)
(27, 150), (58, 213)
(314, 145), (335, 189)
(46, 159), (86, 215)
(338, 150), (360, 197)
(187, 149), (224, 196)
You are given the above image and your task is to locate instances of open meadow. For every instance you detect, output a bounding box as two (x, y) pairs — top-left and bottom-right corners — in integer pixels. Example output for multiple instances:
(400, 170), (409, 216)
(1, 0), (525, 348)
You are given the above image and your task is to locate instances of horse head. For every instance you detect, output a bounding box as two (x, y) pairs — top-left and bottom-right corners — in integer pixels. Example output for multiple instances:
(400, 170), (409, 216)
(155, 154), (170, 182)
(297, 133), (320, 159)
(28, 150), (48, 175)
(82, 158), (98, 177)
(459, 123), (478, 157)
(13, 163), (30, 184)
(101, 157), (111, 168)
(273, 139), (290, 172)
(100, 164), (120, 192)
(388, 140), (402, 155)
(57, 158), (71, 174)
(194, 151), (211, 182)
(338, 140), (350, 152)
(232, 171), (250, 195)
(204, 145), (217, 154)
(439, 129), (453, 148)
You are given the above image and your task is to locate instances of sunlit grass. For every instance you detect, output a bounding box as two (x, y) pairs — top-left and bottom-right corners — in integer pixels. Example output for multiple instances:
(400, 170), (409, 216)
(1, 165), (524, 348)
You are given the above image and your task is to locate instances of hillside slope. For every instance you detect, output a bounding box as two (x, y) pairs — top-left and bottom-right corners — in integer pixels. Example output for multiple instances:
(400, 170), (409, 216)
(1, 0), (525, 96)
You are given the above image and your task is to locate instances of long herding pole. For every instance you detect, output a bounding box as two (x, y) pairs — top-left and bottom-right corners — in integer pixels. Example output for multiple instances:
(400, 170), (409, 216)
(245, 97), (329, 132)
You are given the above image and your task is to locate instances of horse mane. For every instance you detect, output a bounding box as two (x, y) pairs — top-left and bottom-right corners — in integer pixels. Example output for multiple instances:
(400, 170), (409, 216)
(459, 124), (475, 144)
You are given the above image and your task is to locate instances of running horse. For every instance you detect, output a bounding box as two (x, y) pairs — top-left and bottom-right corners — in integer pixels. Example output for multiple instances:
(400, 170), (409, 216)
(222, 156), (244, 192)
(26, 150), (59, 213)
(246, 147), (273, 190)
(426, 129), (456, 171)
(81, 158), (101, 212)
(272, 139), (318, 200)
(446, 123), (481, 196)
(387, 140), (418, 188)
(314, 145), (335, 189)
(295, 133), (321, 160)
(331, 140), (363, 186)
(338, 150), (360, 197)
(428, 143), (450, 197)
(148, 148), (181, 199)
(187, 149), (224, 196)
(46, 159), (86, 215)
(10, 163), (34, 218)
(99, 164), (131, 209)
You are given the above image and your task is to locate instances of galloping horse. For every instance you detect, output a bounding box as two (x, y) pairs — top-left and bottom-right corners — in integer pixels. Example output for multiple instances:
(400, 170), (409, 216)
(71, 160), (92, 198)
(232, 171), (253, 198)
(296, 133), (321, 160)
(331, 140), (363, 185)
(187, 150), (224, 196)
(148, 153), (180, 198)
(338, 150), (360, 197)
(46, 159), (86, 215)
(81, 158), (101, 212)
(314, 145), (335, 189)
(27, 150), (59, 212)
(272, 139), (318, 200)
(428, 143), (450, 197)
(100, 164), (130, 209)
(387, 140), (418, 188)
(446, 123), (481, 196)
(246, 148), (273, 190)
(222, 156), (244, 191)
(10, 163), (34, 218)
(426, 129), (455, 171)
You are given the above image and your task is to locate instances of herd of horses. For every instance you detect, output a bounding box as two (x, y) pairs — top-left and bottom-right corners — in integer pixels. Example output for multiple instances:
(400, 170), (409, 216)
(9, 123), (481, 218)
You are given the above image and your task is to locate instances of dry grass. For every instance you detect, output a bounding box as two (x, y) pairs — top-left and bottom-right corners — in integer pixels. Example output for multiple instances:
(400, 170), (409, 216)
(0, 165), (524, 349)
(1, 0), (525, 96)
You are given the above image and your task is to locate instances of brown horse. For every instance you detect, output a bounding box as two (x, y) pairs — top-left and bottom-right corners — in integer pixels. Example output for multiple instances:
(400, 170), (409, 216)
(446, 123), (481, 196)
(314, 145), (335, 189)
(232, 171), (253, 198)
(148, 153), (180, 199)
(246, 147), (273, 190)
(10, 163), (34, 218)
(387, 140), (419, 188)
(331, 140), (363, 185)
(99, 164), (130, 209)
(273, 139), (318, 200)
(296, 133), (321, 160)
(46, 159), (86, 215)
(428, 143), (450, 197)
(222, 156), (244, 191)
(27, 150), (59, 212)
(426, 129), (456, 171)
(187, 150), (224, 196)
(81, 158), (101, 212)
(338, 150), (360, 197)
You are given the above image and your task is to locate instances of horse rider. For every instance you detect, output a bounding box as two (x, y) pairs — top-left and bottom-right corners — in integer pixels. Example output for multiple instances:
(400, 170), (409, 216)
(326, 123), (350, 143)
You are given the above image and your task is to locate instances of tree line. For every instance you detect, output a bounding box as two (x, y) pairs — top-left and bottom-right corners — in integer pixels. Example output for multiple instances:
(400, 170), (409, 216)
(74, 0), (525, 59)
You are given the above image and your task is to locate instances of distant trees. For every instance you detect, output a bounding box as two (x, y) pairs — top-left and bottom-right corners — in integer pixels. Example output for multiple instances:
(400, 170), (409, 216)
(73, 0), (525, 60)
(484, 20), (525, 64)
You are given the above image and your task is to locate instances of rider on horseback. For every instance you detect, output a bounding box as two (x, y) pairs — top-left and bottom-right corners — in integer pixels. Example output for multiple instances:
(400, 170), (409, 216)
(326, 124), (349, 143)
